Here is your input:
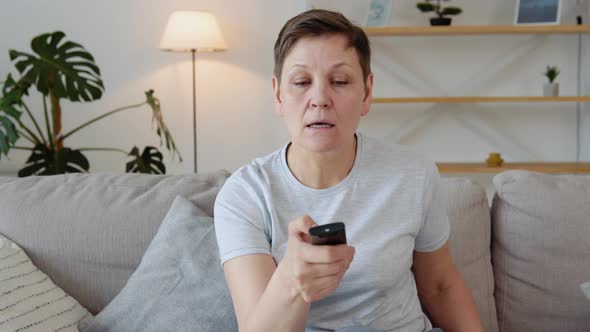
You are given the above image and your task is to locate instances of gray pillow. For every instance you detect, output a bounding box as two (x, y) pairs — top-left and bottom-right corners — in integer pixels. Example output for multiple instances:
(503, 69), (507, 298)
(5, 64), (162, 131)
(441, 178), (498, 332)
(79, 196), (238, 332)
(492, 171), (590, 331)
(0, 171), (231, 314)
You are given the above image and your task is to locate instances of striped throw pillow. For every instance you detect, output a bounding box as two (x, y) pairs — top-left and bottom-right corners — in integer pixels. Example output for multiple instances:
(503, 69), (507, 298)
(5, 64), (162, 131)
(0, 233), (91, 332)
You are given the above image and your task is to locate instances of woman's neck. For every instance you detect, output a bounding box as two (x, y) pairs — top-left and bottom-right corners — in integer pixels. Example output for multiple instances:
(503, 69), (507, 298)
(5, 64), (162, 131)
(286, 135), (357, 189)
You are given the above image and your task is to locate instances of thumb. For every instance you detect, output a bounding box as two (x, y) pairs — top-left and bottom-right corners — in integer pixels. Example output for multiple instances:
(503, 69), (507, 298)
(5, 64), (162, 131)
(289, 215), (318, 243)
(300, 215), (319, 243)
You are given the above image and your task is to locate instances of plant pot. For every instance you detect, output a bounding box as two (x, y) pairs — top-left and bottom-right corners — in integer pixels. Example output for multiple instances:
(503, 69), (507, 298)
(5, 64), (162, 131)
(430, 17), (452, 26)
(543, 82), (559, 97)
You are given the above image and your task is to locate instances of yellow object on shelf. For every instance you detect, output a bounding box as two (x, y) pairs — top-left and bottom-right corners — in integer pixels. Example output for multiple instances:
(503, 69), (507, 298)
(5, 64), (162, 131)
(486, 153), (504, 167)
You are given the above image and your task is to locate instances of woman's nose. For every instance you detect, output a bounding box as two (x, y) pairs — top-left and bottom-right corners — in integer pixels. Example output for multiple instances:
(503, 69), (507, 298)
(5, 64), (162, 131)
(310, 83), (331, 109)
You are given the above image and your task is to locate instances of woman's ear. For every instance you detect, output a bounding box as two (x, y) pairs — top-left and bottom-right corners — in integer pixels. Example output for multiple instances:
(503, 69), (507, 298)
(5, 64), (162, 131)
(361, 73), (374, 116)
(272, 76), (284, 116)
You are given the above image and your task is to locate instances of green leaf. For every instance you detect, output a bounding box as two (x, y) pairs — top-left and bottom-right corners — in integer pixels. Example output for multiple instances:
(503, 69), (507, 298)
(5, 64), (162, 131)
(3, 73), (31, 98)
(0, 117), (18, 142)
(0, 94), (23, 123)
(441, 7), (462, 16)
(9, 31), (104, 102)
(0, 130), (8, 155)
(0, 74), (28, 120)
(0, 76), (23, 158)
(18, 144), (89, 176)
(126, 146), (166, 174)
(145, 90), (182, 162)
(417, 3), (435, 12)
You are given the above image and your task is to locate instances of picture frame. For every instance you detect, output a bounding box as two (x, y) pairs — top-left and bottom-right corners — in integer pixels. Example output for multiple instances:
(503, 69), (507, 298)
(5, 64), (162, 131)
(515, 0), (562, 25)
(365, 0), (393, 27)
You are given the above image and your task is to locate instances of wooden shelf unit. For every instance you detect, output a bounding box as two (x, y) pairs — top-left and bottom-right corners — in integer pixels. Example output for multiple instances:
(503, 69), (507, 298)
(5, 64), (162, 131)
(364, 25), (590, 36)
(366, 25), (589, 173)
(436, 162), (590, 174)
(372, 96), (590, 104)
(367, 25), (590, 105)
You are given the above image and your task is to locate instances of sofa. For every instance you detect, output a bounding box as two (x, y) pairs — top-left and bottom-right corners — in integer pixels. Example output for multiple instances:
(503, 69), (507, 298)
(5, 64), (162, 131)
(0, 170), (588, 332)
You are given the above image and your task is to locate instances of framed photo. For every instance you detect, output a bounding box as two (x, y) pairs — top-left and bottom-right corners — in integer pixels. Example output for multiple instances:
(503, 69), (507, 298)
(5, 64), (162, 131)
(366, 0), (393, 27)
(515, 0), (561, 25)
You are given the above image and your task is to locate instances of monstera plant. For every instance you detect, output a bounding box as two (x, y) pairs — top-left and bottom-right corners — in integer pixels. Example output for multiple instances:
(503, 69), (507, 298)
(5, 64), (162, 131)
(0, 31), (181, 176)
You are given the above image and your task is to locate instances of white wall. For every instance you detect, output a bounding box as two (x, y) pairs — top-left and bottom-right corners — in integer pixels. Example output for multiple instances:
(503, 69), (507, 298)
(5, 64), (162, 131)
(1, 0), (589, 195)
(0, 0), (305, 176)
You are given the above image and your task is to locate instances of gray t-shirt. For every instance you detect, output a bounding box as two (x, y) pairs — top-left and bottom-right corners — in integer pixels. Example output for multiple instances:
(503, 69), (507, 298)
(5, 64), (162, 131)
(214, 132), (450, 332)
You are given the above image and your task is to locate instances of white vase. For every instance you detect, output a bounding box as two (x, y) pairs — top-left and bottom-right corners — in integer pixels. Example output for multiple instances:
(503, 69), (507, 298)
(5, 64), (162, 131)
(543, 82), (559, 97)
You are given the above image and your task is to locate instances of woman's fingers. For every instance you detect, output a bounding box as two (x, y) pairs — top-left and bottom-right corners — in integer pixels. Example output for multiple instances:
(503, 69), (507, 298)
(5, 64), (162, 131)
(294, 260), (342, 280)
(305, 283), (341, 303)
(298, 242), (355, 264)
(299, 273), (344, 303)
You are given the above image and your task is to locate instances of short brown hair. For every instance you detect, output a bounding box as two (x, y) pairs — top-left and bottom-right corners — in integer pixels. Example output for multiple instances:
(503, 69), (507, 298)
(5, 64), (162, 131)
(273, 9), (371, 83)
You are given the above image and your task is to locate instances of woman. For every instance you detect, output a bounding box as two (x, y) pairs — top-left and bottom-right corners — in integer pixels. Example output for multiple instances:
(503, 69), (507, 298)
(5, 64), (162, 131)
(214, 9), (484, 332)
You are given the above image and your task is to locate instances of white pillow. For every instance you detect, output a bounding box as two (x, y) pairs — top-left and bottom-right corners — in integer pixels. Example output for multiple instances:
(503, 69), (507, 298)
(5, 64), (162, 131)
(0, 233), (91, 332)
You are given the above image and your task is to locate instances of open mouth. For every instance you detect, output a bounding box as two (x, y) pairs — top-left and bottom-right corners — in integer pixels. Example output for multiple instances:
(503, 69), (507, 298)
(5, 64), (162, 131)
(306, 122), (335, 128)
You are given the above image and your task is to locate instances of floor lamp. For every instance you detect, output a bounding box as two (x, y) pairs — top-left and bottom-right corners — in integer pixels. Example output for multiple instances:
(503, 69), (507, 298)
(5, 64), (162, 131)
(160, 11), (227, 173)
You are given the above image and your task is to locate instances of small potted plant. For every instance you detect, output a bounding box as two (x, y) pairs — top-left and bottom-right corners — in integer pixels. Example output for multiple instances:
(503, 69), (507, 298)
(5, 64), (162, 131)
(543, 65), (560, 97)
(417, 0), (462, 26)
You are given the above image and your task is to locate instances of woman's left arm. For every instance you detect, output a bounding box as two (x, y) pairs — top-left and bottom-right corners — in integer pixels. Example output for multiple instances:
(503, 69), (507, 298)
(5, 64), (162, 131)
(412, 242), (484, 332)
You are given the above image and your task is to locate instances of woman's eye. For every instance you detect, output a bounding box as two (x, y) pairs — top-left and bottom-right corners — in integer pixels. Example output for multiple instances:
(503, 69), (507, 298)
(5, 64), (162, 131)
(332, 80), (349, 86)
(293, 81), (310, 87)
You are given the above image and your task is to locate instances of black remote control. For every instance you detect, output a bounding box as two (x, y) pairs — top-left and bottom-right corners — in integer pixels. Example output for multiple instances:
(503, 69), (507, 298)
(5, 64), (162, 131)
(309, 222), (347, 245)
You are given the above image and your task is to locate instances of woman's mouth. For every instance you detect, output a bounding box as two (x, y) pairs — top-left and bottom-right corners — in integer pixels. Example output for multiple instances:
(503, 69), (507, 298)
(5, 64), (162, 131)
(306, 122), (335, 129)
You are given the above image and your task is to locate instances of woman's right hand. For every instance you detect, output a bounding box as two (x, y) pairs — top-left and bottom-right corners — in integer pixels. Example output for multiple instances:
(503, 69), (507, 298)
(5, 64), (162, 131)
(277, 215), (356, 303)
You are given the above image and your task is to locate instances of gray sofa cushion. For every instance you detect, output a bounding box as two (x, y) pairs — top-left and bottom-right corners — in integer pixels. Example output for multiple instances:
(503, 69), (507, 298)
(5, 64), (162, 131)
(492, 171), (590, 332)
(79, 196), (237, 332)
(442, 178), (498, 332)
(0, 171), (230, 314)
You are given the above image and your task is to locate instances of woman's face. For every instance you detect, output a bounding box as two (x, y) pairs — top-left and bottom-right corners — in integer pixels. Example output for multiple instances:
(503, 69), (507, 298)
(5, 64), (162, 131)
(273, 34), (373, 154)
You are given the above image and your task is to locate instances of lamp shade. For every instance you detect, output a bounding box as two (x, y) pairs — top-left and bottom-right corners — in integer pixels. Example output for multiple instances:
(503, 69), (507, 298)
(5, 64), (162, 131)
(160, 11), (227, 52)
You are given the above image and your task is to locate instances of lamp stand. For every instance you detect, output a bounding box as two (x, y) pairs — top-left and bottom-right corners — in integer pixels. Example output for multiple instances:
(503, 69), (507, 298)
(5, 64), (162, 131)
(191, 49), (197, 173)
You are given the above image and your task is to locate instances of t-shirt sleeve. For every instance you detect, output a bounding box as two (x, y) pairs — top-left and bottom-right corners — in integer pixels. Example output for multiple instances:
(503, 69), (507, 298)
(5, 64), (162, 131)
(214, 172), (272, 266)
(414, 160), (450, 252)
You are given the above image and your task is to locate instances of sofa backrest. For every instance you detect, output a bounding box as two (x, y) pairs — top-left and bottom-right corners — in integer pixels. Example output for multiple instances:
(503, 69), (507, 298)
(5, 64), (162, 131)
(0, 170), (505, 329)
(442, 177), (499, 332)
(0, 171), (230, 314)
(492, 171), (590, 332)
